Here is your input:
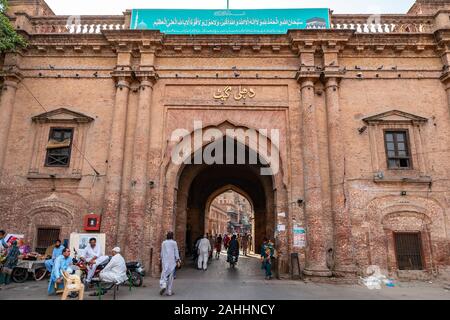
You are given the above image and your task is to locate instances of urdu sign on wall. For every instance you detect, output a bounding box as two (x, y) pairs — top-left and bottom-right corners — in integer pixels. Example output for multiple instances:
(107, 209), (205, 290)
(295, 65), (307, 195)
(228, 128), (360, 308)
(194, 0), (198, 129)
(130, 8), (330, 34)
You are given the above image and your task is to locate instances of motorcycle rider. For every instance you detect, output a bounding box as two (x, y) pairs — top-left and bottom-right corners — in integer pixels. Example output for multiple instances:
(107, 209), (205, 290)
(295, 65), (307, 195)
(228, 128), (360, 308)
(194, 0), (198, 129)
(83, 238), (108, 284)
(227, 234), (239, 266)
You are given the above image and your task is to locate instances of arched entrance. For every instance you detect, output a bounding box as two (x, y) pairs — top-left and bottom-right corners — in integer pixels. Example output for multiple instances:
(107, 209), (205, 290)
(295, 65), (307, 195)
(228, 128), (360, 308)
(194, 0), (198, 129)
(174, 137), (276, 259)
(156, 122), (290, 277)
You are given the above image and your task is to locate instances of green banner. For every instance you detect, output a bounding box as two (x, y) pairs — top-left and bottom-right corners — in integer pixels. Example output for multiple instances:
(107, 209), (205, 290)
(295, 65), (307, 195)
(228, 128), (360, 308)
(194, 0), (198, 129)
(130, 8), (330, 34)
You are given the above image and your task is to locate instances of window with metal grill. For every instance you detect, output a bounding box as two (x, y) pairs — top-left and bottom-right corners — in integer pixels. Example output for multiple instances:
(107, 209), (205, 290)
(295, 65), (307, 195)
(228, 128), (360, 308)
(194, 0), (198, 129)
(394, 232), (423, 270)
(45, 128), (73, 167)
(384, 130), (411, 169)
(35, 228), (60, 254)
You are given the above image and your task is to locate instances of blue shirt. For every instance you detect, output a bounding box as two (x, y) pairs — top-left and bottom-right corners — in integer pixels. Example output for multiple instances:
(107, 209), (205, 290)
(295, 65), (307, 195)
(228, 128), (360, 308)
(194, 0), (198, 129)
(0, 238), (8, 249)
(52, 245), (65, 260)
(50, 255), (72, 281)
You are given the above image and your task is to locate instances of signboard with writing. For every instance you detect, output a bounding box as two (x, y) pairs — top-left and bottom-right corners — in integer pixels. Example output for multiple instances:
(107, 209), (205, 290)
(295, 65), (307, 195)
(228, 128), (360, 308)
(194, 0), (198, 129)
(131, 9), (330, 34)
(293, 225), (306, 248)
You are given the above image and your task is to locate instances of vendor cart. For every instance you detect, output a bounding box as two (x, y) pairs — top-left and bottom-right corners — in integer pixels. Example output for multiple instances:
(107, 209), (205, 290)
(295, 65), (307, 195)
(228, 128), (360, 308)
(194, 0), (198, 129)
(12, 259), (47, 283)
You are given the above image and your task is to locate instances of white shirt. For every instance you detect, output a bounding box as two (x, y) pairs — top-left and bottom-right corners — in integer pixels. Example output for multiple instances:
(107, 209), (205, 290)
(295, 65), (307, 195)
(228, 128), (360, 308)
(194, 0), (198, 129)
(100, 253), (128, 284)
(161, 239), (180, 273)
(84, 244), (102, 262)
(102, 254), (127, 275)
(198, 238), (211, 254)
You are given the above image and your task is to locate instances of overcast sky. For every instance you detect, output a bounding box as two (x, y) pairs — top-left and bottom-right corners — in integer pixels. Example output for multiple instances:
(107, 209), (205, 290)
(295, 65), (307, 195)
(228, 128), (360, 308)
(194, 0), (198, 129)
(45, 0), (416, 15)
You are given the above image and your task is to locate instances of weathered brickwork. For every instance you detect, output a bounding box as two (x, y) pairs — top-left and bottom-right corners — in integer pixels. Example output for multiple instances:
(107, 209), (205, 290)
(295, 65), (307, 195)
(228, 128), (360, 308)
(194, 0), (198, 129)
(0, 0), (449, 280)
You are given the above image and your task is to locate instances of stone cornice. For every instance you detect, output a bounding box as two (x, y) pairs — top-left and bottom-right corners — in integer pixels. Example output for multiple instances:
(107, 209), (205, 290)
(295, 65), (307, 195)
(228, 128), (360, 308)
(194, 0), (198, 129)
(0, 67), (24, 83)
(102, 30), (164, 50)
(111, 69), (133, 85)
(9, 28), (446, 57)
(134, 70), (159, 85)
(288, 29), (353, 51)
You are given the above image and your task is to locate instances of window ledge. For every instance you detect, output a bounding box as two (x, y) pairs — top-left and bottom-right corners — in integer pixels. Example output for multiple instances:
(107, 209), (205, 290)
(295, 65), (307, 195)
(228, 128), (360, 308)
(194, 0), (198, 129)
(373, 176), (432, 184)
(396, 270), (432, 281)
(27, 173), (82, 180)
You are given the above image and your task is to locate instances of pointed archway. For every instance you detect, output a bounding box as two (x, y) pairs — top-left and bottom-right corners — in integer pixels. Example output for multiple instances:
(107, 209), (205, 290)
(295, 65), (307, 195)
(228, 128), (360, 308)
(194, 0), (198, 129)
(175, 136), (275, 259)
(153, 122), (290, 277)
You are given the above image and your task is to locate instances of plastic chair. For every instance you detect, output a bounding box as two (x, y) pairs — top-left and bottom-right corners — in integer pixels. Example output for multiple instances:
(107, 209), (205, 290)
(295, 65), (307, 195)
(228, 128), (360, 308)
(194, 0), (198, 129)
(60, 271), (84, 300)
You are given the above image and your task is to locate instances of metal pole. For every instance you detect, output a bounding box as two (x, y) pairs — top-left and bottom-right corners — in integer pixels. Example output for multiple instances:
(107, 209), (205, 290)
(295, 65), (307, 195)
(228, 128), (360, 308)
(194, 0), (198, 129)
(227, 0), (229, 9)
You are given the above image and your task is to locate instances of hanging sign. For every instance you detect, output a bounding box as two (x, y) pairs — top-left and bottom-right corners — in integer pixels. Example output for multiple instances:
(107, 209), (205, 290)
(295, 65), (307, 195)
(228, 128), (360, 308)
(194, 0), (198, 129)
(131, 8), (330, 34)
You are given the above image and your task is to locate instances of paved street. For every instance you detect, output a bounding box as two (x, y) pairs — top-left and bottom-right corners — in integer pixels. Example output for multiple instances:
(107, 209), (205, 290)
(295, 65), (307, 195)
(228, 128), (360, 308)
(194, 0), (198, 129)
(0, 252), (449, 300)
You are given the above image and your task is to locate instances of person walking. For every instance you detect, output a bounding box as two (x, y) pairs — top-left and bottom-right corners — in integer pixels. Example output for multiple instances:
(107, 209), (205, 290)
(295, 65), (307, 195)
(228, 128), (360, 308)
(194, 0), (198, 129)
(160, 232), (180, 296)
(260, 237), (274, 280)
(223, 233), (230, 250)
(197, 235), (211, 271)
(215, 234), (222, 259)
(226, 235), (240, 266)
(241, 233), (249, 256)
(208, 234), (215, 263)
(192, 235), (202, 265)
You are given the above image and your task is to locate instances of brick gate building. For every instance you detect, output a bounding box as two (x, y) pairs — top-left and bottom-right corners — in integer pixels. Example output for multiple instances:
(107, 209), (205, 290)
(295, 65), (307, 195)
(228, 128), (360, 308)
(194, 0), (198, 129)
(0, 0), (449, 280)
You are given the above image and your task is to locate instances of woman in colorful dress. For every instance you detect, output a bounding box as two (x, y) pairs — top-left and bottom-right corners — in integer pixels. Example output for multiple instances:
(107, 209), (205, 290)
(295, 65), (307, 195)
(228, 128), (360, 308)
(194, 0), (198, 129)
(0, 241), (20, 287)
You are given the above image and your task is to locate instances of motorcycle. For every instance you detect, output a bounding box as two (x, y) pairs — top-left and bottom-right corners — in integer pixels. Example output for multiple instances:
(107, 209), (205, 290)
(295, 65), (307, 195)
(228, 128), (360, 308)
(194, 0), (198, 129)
(227, 254), (238, 269)
(126, 261), (144, 287)
(72, 249), (112, 290)
(229, 255), (238, 268)
(72, 248), (144, 289)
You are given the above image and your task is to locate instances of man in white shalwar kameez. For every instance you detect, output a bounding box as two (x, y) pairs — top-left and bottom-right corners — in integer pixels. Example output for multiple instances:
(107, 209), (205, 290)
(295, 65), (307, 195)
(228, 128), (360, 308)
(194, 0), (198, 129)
(99, 247), (128, 284)
(159, 232), (180, 296)
(83, 238), (109, 284)
(197, 235), (211, 271)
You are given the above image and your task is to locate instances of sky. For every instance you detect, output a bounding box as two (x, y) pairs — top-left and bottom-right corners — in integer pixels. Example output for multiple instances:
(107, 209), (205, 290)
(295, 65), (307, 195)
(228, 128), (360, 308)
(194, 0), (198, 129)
(45, 0), (416, 15)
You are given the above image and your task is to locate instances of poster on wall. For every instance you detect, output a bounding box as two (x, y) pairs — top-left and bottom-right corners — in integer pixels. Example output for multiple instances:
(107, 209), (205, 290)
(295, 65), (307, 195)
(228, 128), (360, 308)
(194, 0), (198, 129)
(5, 234), (24, 245)
(69, 233), (106, 258)
(293, 225), (306, 248)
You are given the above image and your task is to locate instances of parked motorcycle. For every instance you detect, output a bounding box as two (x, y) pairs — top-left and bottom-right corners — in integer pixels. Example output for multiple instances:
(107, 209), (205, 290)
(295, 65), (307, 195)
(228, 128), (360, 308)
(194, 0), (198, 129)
(72, 248), (112, 289)
(126, 261), (144, 287)
(72, 248), (144, 288)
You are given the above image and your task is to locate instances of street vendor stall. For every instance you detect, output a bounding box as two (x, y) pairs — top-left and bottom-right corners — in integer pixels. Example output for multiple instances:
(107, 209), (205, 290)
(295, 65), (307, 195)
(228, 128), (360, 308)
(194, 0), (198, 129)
(12, 259), (47, 282)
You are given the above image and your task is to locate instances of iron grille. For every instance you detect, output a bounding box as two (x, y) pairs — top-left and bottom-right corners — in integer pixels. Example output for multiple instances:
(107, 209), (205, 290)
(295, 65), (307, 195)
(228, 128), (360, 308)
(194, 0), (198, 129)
(394, 232), (423, 270)
(35, 228), (60, 254)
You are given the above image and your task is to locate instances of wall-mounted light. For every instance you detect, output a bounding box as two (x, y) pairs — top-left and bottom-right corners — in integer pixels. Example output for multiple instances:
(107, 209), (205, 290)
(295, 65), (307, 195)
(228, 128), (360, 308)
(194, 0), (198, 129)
(401, 191), (407, 196)
(297, 199), (304, 206)
(148, 181), (155, 188)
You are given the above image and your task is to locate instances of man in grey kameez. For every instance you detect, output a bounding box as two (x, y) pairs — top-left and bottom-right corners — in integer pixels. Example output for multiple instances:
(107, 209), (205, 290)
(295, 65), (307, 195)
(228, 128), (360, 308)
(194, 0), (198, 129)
(160, 231), (180, 296)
